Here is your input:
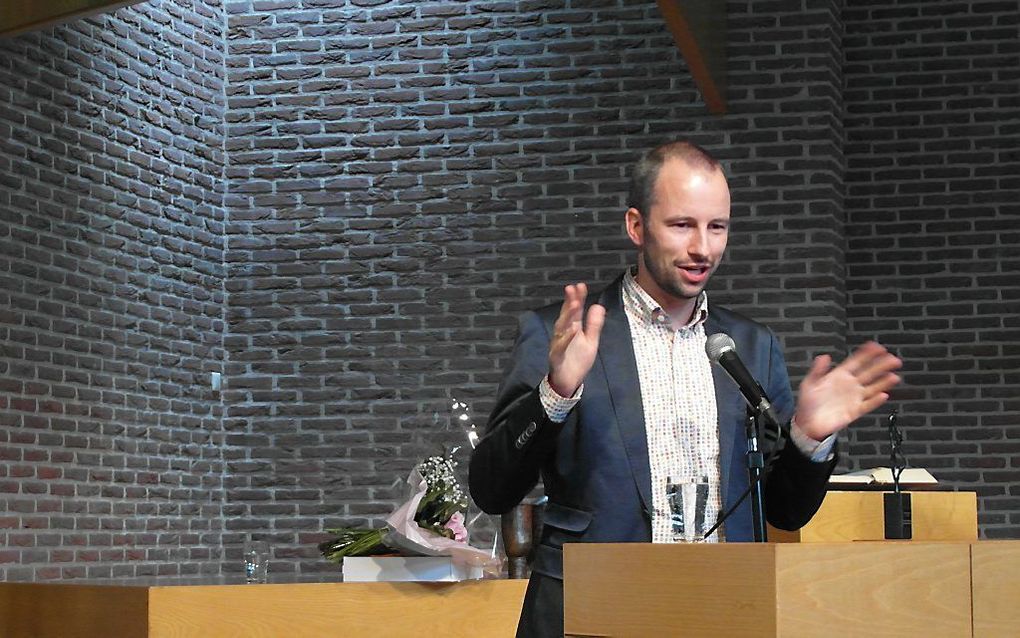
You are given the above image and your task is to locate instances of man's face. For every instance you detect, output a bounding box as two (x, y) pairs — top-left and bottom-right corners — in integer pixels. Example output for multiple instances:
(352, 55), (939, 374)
(626, 159), (731, 311)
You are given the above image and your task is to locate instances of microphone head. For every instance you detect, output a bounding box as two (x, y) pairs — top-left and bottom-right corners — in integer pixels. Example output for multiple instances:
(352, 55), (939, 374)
(705, 333), (736, 363)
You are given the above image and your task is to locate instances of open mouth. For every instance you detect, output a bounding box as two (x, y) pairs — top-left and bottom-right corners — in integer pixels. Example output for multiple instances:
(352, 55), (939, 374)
(678, 264), (711, 282)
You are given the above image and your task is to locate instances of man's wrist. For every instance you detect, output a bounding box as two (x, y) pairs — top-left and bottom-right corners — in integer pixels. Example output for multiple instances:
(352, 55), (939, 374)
(790, 416), (836, 462)
(547, 373), (579, 399)
(539, 375), (582, 423)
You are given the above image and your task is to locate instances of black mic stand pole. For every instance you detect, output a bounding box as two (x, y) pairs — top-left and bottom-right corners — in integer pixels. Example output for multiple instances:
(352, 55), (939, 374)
(703, 404), (781, 542)
(745, 407), (768, 542)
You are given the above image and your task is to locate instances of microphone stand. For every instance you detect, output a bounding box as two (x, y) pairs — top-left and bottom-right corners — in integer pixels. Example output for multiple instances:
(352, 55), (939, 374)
(884, 409), (912, 539)
(888, 409), (905, 494)
(745, 409), (768, 542)
(703, 405), (782, 543)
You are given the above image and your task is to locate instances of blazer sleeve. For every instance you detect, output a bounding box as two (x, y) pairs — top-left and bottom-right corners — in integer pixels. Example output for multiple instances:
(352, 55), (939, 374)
(761, 330), (838, 531)
(468, 310), (567, 515)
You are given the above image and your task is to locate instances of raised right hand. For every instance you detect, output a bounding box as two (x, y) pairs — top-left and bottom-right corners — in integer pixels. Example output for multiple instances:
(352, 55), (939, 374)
(548, 283), (606, 397)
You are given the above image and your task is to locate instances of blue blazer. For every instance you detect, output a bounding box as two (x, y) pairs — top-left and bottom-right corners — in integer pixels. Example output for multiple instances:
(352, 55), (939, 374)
(470, 275), (835, 581)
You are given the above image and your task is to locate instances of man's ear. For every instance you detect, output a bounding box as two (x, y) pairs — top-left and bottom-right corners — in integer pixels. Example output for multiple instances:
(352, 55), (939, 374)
(625, 207), (644, 248)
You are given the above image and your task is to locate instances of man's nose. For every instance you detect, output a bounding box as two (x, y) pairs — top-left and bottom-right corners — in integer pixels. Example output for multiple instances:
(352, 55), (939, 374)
(688, 228), (710, 259)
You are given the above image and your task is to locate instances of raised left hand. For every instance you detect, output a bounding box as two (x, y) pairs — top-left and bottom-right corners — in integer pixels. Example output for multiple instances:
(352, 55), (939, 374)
(795, 341), (903, 441)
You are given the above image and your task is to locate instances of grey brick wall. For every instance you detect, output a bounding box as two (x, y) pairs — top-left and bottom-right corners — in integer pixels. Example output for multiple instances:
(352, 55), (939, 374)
(0, 0), (1017, 582)
(0, 1), (228, 579)
(842, 1), (1020, 537)
(221, 0), (848, 575)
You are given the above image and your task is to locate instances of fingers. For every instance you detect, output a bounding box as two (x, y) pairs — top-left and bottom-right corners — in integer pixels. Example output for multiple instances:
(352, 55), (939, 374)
(804, 354), (833, 384)
(857, 355), (903, 387)
(866, 372), (901, 396)
(584, 303), (606, 343)
(839, 341), (885, 372)
(555, 283), (586, 326)
(553, 283), (585, 343)
(566, 282), (587, 309)
(859, 392), (891, 415)
(843, 342), (900, 376)
(844, 343), (903, 395)
(837, 342), (903, 409)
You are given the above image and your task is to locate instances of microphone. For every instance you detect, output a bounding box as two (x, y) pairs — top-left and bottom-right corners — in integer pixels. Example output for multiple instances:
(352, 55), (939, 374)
(705, 333), (781, 428)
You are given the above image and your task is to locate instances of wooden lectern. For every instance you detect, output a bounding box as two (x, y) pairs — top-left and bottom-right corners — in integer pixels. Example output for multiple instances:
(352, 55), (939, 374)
(564, 541), (1020, 637)
(564, 542), (974, 637)
(562, 491), (1018, 637)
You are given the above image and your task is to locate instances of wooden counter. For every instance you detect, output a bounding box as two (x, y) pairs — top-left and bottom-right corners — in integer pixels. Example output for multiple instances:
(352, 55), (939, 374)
(0, 579), (527, 638)
(768, 490), (978, 542)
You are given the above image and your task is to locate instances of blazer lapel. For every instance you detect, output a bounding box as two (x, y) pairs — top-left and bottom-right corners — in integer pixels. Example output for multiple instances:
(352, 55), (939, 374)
(595, 278), (652, 516)
(705, 312), (743, 514)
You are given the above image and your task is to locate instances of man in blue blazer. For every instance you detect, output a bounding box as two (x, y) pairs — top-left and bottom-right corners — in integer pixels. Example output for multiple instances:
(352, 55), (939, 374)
(469, 141), (902, 637)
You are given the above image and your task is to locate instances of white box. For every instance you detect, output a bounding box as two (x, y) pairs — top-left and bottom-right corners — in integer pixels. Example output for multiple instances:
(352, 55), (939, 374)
(342, 556), (484, 582)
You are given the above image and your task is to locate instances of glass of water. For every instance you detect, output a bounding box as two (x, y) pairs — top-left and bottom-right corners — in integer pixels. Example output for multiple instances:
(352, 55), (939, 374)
(243, 539), (269, 584)
(667, 477), (710, 543)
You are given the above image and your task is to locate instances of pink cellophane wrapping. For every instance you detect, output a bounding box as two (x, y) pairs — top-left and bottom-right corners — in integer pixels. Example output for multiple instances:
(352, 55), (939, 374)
(384, 467), (502, 577)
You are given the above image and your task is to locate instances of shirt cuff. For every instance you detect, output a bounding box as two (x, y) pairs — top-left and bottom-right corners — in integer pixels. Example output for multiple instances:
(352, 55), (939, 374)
(789, 417), (837, 463)
(539, 376), (583, 423)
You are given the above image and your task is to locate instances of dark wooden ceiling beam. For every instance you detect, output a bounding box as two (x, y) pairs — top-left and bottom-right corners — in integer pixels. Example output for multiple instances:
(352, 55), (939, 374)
(0, 0), (144, 38)
(656, 0), (728, 115)
(6, 1), (728, 114)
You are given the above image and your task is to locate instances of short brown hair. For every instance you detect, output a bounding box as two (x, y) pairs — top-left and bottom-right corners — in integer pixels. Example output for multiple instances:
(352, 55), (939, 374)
(626, 140), (722, 219)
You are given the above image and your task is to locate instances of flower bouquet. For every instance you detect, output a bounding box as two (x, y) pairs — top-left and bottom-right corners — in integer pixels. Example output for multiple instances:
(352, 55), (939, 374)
(319, 453), (499, 577)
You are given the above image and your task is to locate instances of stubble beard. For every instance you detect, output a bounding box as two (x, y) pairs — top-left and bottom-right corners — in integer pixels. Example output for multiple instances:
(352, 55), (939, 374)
(640, 239), (712, 304)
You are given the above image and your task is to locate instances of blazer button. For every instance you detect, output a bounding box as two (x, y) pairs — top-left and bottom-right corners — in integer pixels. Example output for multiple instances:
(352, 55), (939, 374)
(525, 421), (537, 435)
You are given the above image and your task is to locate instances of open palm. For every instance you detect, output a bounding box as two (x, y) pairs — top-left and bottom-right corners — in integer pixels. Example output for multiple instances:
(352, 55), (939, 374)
(795, 342), (902, 441)
(547, 283), (606, 397)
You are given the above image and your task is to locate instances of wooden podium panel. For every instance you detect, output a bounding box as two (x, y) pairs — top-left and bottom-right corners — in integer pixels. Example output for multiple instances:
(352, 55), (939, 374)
(0, 583), (149, 638)
(971, 541), (1020, 637)
(566, 543), (779, 637)
(0, 580), (527, 638)
(564, 542), (972, 638)
(768, 491), (978, 542)
(773, 543), (971, 637)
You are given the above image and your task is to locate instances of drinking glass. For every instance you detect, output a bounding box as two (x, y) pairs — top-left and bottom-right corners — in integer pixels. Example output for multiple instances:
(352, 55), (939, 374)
(667, 477), (710, 542)
(243, 539), (269, 584)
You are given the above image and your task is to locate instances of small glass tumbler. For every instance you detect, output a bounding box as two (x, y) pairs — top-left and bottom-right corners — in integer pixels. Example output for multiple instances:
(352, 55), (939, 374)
(667, 477), (710, 543)
(243, 539), (269, 584)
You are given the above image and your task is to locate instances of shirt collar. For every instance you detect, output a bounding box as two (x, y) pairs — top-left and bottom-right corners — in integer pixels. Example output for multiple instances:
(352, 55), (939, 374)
(622, 268), (709, 329)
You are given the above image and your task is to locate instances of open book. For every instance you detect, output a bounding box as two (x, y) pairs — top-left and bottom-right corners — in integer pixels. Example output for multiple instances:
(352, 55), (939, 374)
(829, 467), (938, 485)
